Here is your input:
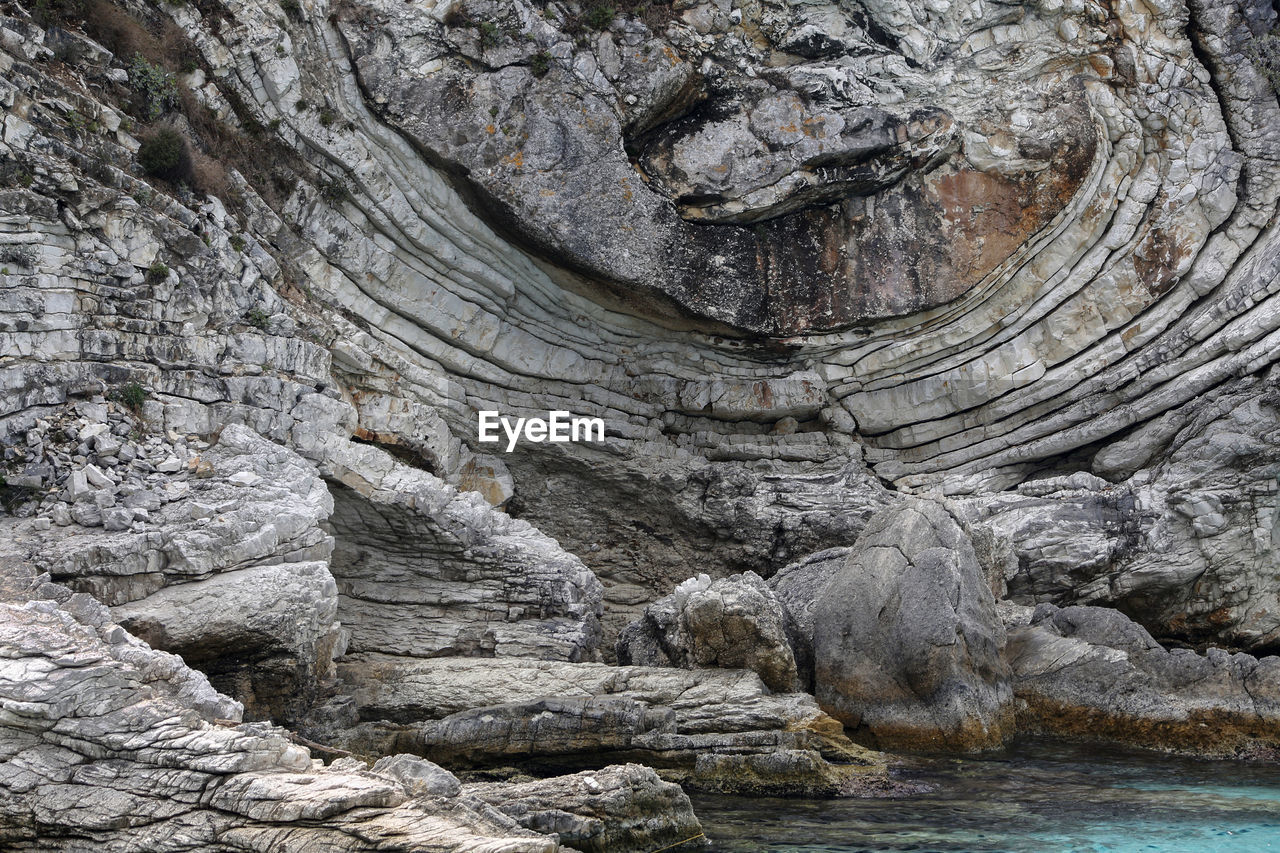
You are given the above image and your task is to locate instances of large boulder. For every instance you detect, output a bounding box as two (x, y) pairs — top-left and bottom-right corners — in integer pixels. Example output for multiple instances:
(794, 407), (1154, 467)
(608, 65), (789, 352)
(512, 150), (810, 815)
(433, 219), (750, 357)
(812, 499), (1014, 750)
(1007, 604), (1280, 757)
(616, 570), (800, 692)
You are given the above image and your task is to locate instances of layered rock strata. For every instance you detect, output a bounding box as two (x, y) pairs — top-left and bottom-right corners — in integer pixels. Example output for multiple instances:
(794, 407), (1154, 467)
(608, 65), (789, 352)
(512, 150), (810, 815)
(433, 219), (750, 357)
(320, 655), (888, 796)
(1, 422), (342, 723)
(321, 441), (605, 662)
(0, 592), (581, 852)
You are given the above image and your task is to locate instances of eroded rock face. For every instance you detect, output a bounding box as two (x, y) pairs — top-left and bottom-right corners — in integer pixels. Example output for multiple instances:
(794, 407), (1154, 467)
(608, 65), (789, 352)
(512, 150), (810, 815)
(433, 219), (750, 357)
(338, 0), (1100, 334)
(2, 422), (342, 723)
(0, 594), (567, 852)
(616, 570), (800, 691)
(1007, 604), (1280, 757)
(319, 654), (887, 796)
(959, 370), (1280, 654)
(812, 499), (1014, 750)
(321, 441), (605, 662)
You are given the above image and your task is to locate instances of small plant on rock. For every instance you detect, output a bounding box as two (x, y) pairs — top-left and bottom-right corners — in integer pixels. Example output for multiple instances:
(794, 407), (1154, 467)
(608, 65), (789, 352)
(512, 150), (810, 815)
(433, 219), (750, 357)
(530, 50), (552, 77)
(128, 55), (180, 121)
(137, 128), (194, 183)
(478, 20), (501, 47)
(146, 260), (170, 283)
(113, 382), (148, 415)
(1246, 27), (1280, 94)
(246, 307), (270, 329)
(585, 4), (614, 30)
(0, 245), (37, 268)
(320, 177), (351, 205)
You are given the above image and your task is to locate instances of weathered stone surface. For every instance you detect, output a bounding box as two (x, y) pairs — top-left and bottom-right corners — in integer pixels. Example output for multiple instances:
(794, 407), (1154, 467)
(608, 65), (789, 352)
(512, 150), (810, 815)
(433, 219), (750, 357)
(616, 571), (800, 691)
(338, 0), (1097, 335)
(371, 753), (463, 798)
(1007, 604), (1280, 757)
(0, 594), (568, 852)
(321, 441), (604, 662)
(320, 655), (887, 796)
(2, 422), (342, 723)
(958, 371), (1280, 653)
(464, 764), (703, 853)
(768, 546), (855, 688)
(812, 499), (1014, 750)
(1, 0), (1280, 833)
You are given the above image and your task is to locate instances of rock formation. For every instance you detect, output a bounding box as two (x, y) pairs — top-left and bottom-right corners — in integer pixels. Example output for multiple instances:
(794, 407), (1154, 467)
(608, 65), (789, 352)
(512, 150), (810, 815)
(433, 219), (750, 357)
(321, 654), (887, 796)
(810, 499), (1015, 750)
(616, 570), (801, 691)
(1007, 604), (1280, 757)
(0, 590), (573, 852)
(1, 0), (1280, 839)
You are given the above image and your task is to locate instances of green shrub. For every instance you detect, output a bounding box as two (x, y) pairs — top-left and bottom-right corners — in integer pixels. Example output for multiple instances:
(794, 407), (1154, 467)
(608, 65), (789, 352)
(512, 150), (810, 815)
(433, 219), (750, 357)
(32, 0), (88, 28)
(230, 234), (246, 252)
(137, 128), (193, 183)
(113, 382), (148, 414)
(128, 55), (180, 120)
(585, 5), (614, 30)
(320, 178), (351, 204)
(318, 107), (335, 127)
(146, 260), (169, 282)
(246, 307), (270, 329)
(280, 0), (302, 20)
(1247, 28), (1280, 94)
(478, 20), (501, 46)
(531, 50), (551, 77)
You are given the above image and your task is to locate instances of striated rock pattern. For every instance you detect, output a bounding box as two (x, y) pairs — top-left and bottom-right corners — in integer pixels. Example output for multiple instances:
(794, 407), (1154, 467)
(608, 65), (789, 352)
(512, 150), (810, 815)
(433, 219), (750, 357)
(960, 372), (1280, 654)
(616, 570), (800, 691)
(2, 0), (1280, 836)
(812, 499), (1015, 750)
(0, 593), (573, 852)
(2, 422), (342, 723)
(321, 441), (605, 662)
(5, 0), (1276, 652)
(322, 654), (887, 796)
(1007, 604), (1280, 757)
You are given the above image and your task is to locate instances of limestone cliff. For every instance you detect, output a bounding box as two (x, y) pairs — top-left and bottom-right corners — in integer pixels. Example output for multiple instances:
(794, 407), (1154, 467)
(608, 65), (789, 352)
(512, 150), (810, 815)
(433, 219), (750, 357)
(1, 0), (1279, 841)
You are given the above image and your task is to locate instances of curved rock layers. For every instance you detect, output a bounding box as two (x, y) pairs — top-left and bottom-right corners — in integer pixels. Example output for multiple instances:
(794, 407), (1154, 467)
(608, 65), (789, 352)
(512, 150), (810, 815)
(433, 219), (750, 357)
(321, 441), (604, 662)
(5, 0), (1279, 655)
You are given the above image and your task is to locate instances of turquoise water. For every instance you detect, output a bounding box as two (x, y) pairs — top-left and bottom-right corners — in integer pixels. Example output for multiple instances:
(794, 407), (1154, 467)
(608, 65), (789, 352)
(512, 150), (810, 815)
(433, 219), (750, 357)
(692, 739), (1280, 852)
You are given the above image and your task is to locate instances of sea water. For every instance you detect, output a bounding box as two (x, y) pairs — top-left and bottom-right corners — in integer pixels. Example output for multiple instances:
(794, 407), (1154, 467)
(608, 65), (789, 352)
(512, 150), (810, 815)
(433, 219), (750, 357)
(692, 738), (1280, 852)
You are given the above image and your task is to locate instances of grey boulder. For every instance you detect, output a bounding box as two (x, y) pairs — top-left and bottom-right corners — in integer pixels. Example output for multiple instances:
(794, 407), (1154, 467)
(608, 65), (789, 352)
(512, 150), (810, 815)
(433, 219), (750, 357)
(812, 499), (1014, 750)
